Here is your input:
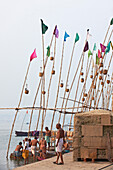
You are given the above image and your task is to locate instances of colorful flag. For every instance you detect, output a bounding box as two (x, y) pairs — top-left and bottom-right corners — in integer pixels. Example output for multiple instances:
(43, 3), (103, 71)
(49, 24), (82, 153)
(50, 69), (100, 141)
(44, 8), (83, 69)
(110, 18), (113, 25)
(88, 50), (92, 58)
(64, 31), (70, 41)
(83, 41), (89, 52)
(96, 53), (99, 65)
(46, 46), (50, 57)
(75, 33), (79, 43)
(105, 41), (111, 54)
(93, 43), (96, 51)
(41, 19), (48, 34)
(53, 25), (57, 35)
(111, 42), (113, 50)
(26, 110), (28, 114)
(100, 43), (106, 52)
(55, 27), (59, 38)
(30, 49), (37, 62)
(98, 49), (102, 58)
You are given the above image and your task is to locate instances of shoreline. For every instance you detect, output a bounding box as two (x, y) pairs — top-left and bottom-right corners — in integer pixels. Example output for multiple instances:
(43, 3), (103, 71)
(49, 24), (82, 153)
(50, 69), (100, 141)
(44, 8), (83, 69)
(13, 152), (112, 170)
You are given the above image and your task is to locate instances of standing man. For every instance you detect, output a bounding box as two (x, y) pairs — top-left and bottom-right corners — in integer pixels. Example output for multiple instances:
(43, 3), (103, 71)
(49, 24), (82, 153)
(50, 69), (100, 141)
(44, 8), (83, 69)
(45, 127), (51, 151)
(31, 136), (39, 161)
(53, 123), (64, 165)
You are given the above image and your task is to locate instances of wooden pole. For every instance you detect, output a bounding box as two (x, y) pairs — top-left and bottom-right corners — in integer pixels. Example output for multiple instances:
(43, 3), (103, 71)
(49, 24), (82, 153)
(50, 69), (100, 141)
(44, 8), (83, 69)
(51, 40), (65, 130)
(6, 61), (31, 158)
(58, 41), (76, 123)
(28, 34), (54, 136)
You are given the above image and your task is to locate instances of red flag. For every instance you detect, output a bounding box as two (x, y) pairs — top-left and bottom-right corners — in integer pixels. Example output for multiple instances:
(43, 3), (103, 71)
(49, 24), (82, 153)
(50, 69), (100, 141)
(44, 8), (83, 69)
(30, 49), (37, 62)
(26, 110), (28, 114)
(98, 49), (102, 58)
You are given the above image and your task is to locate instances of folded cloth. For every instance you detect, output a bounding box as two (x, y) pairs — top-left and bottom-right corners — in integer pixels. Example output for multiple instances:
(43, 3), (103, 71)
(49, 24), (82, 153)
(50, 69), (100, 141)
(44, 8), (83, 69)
(31, 146), (36, 155)
(56, 138), (63, 152)
(45, 136), (50, 143)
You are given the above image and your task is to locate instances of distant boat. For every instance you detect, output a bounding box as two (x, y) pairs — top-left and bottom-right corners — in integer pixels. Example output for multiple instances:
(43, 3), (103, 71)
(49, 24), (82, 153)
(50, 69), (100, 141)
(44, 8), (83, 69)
(15, 130), (40, 137)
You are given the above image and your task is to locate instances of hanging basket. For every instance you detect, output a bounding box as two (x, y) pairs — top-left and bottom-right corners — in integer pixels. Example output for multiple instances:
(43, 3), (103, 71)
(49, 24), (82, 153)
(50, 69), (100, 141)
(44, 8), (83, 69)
(93, 85), (96, 89)
(84, 93), (87, 97)
(81, 78), (84, 83)
(25, 88), (29, 94)
(50, 56), (54, 61)
(82, 98), (85, 102)
(92, 96), (94, 100)
(80, 72), (84, 76)
(42, 91), (46, 95)
(100, 70), (103, 74)
(107, 80), (110, 84)
(60, 83), (63, 88)
(103, 69), (108, 75)
(39, 72), (43, 77)
(65, 88), (69, 92)
(99, 75), (102, 80)
(101, 81), (104, 86)
(51, 70), (55, 75)
(99, 62), (103, 68)
(90, 75), (93, 79)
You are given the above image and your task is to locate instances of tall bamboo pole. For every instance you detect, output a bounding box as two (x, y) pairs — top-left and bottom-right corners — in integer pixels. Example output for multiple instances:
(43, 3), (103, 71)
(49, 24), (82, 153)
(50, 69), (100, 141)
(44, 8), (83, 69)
(28, 34), (54, 137)
(58, 41), (76, 123)
(51, 40), (65, 130)
(6, 61), (31, 158)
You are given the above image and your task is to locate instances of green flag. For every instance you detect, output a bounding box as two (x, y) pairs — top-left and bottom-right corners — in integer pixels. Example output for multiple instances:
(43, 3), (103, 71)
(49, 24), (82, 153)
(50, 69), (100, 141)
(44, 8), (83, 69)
(93, 43), (96, 51)
(46, 46), (50, 57)
(110, 18), (113, 25)
(105, 41), (111, 54)
(75, 33), (79, 43)
(96, 53), (99, 65)
(88, 50), (92, 58)
(41, 19), (48, 34)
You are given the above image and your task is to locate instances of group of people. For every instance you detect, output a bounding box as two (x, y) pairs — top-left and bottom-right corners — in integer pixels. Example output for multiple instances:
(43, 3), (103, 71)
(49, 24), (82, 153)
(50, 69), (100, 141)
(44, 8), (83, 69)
(14, 123), (70, 165)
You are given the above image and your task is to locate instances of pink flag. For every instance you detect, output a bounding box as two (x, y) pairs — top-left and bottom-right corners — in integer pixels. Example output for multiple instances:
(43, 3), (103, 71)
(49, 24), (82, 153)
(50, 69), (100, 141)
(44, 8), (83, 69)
(98, 49), (102, 58)
(55, 27), (59, 38)
(100, 43), (106, 52)
(30, 49), (37, 62)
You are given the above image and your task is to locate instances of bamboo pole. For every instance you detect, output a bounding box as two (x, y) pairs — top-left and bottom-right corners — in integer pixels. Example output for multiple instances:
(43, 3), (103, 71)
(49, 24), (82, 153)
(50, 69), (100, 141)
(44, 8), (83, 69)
(35, 80), (42, 131)
(51, 40), (65, 130)
(28, 34), (54, 137)
(58, 41), (76, 123)
(96, 51), (113, 108)
(42, 37), (56, 129)
(6, 61), (31, 158)
(69, 53), (85, 128)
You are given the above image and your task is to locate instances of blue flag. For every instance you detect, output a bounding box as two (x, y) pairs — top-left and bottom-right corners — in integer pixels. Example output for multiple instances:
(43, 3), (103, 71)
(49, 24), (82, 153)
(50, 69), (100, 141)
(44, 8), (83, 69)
(64, 31), (70, 41)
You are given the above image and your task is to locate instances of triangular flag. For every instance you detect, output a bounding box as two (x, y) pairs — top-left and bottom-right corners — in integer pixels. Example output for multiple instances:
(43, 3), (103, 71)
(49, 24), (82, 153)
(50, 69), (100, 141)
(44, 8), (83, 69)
(88, 50), (92, 58)
(46, 46), (50, 57)
(26, 110), (28, 114)
(100, 43), (106, 52)
(111, 42), (113, 50)
(64, 31), (70, 41)
(93, 43), (96, 51)
(110, 18), (113, 25)
(98, 49), (102, 58)
(55, 27), (59, 38)
(75, 33), (79, 43)
(83, 41), (89, 52)
(105, 41), (111, 54)
(41, 19), (48, 34)
(30, 49), (37, 62)
(96, 53), (99, 65)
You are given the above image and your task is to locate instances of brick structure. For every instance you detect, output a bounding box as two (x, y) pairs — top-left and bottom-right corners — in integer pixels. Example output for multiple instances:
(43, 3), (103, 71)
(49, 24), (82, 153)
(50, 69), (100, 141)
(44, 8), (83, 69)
(73, 110), (113, 161)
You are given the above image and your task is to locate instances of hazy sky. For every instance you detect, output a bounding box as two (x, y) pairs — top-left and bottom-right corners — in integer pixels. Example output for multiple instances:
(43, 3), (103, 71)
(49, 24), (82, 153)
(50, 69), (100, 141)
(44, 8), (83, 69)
(0, 0), (113, 129)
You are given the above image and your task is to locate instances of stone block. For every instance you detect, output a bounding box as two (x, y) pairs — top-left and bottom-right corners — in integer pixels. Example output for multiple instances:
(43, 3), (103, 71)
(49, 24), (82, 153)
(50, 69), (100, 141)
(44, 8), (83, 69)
(81, 147), (97, 159)
(101, 115), (111, 125)
(83, 137), (102, 147)
(82, 125), (103, 137)
(74, 125), (82, 137)
(97, 149), (107, 159)
(73, 147), (80, 161)
(73, 137), (81, 147)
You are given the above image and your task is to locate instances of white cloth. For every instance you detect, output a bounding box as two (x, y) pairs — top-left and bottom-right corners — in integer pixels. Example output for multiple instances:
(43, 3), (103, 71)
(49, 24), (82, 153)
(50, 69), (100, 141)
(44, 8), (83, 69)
(56, 138), (63, 152)
(31, 146), (36, 155)
(24, 141), (29, 150)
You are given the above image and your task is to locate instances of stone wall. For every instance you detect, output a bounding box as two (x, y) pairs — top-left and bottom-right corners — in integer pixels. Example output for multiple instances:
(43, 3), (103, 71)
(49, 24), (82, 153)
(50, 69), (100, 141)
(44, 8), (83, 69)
(73, 110), (113, 161)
